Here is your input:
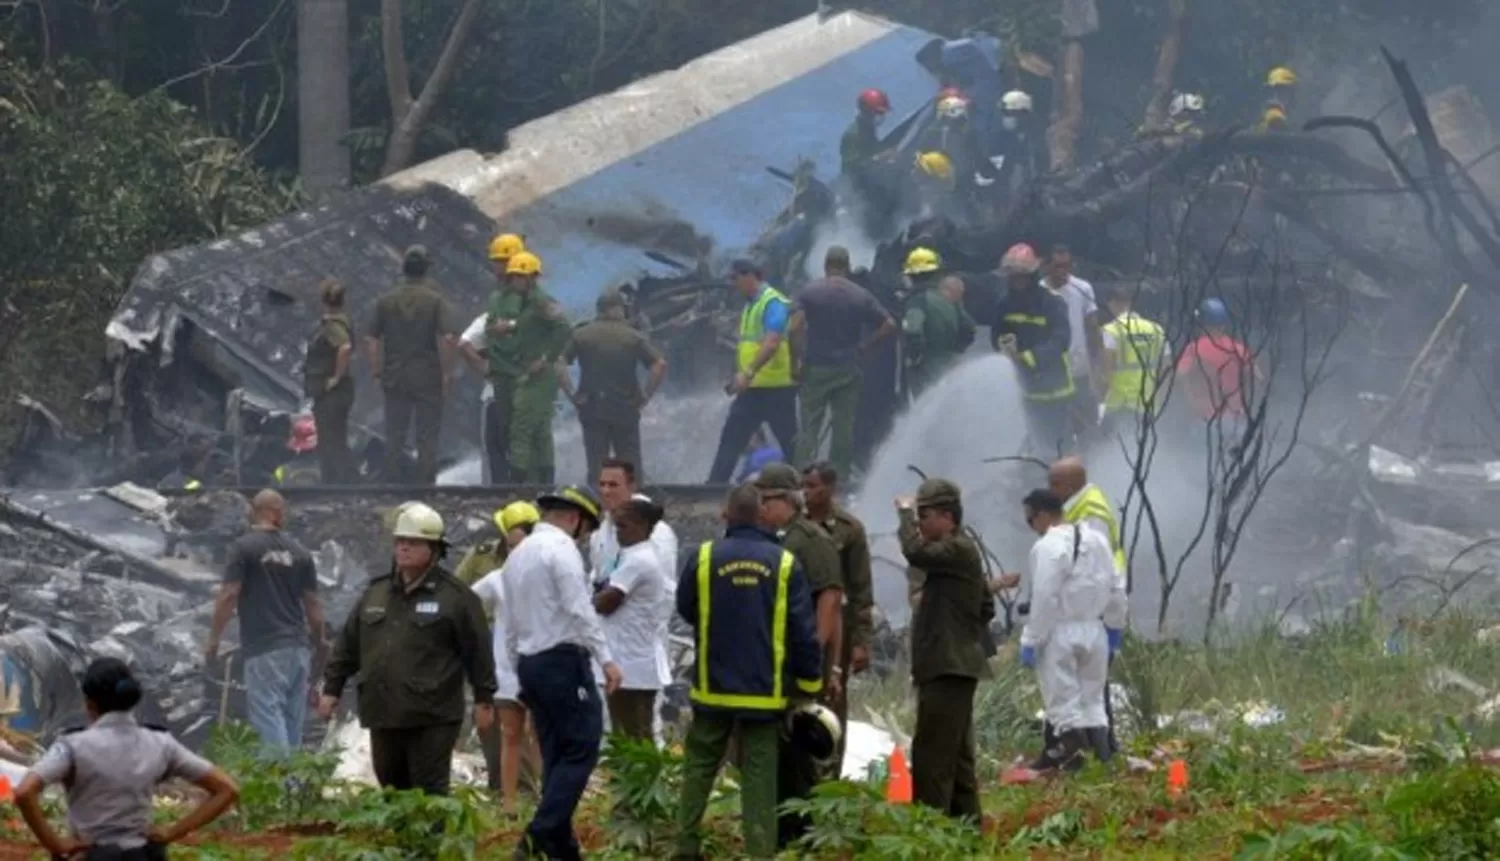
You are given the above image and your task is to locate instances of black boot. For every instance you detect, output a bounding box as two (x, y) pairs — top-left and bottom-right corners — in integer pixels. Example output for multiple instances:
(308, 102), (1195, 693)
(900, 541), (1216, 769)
(1085, 726), (1114, 763)
(1030, 728), (1089, 772)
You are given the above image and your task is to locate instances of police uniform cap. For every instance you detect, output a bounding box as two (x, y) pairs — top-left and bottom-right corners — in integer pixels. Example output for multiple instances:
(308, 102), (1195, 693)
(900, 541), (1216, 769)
(915, 477), (962, 507)
(754, 463), (802, 493)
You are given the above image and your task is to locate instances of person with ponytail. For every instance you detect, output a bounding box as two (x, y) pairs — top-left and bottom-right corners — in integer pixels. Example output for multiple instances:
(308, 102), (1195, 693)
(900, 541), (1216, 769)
(15, 658), (239, 860)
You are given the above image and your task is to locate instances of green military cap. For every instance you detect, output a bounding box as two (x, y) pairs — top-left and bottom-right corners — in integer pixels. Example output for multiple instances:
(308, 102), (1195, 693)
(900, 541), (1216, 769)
(915, 477), (962, 507)
(754, 463), (802, 493)
(403, 244), (430, 266)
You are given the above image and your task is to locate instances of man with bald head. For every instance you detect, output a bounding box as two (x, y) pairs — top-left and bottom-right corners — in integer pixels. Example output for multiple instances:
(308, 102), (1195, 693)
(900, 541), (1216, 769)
(1044, 457), (1127, 755)
(207, 489), (326, 752)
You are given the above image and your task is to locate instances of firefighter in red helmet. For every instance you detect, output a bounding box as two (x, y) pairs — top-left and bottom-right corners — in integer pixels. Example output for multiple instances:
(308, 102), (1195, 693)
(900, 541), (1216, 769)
(842, 88), (891, 177)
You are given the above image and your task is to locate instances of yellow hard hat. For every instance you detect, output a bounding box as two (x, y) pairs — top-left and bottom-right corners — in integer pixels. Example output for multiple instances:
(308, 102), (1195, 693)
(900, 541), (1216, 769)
(1260, 103), (1288, 130)
(489, 233), (525, 261)
(495, 501), (540, 534)
(915, 150), (954, 182)
(506, 251), (543, 276)
(903, 247), (941, 276)
(1267, 66), (1297, 87)
(393, 502), (445, 542)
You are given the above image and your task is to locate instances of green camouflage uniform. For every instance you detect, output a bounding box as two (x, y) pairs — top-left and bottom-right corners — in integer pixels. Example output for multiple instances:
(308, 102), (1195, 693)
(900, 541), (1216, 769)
(487, 285), (571, 483)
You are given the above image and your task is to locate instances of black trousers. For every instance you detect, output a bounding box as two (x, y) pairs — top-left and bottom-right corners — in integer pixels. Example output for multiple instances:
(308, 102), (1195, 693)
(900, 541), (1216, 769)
(61, 846), (166, 861)
(775, 721), (823, 849)
(707, 387), (799, 483)
(517, 645), (604, 861)
(369, 722), (463, 794)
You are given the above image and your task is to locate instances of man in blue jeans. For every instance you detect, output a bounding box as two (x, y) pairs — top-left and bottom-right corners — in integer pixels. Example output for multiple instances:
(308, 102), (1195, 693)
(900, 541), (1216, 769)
(206, 489), (326, 751)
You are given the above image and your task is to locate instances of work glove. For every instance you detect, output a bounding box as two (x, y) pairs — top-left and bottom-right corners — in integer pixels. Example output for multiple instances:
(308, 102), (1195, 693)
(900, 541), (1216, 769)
(1107, 628), (1124, 655)
(1019, 645), (1037, 669)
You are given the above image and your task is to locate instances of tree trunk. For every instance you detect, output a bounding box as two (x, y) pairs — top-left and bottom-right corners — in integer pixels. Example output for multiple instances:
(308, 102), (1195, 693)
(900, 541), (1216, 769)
(297, 0), (351, 198)
(1142, 0), (1190, 131)
(380, 0), (484, 177)
(1047, 39), (1085, 172)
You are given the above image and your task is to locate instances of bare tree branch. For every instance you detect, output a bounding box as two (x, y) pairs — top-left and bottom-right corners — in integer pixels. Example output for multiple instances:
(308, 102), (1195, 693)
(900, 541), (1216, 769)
(154, 0), (290, 92)
(1142, 0), (1189, 131)
(380, 0), (483, 176)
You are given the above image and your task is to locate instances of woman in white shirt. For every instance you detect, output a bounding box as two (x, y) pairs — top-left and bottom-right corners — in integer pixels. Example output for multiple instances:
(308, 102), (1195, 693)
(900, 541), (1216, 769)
(591, 498), (671, 741)
(471, 508), (544, 814)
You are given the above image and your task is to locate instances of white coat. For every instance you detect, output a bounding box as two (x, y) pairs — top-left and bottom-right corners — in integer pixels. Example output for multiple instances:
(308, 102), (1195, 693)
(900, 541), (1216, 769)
(1020, 523), (1114, 732)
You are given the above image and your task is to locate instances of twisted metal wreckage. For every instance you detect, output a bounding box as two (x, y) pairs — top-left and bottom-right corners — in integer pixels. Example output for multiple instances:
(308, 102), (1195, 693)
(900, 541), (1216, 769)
(2, 4), (1499, 775)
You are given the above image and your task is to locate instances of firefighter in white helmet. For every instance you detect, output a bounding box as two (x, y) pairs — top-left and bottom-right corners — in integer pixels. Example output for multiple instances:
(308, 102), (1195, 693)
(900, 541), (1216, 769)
(995, 90), (1042, 203)
(319, 502), (498, 796)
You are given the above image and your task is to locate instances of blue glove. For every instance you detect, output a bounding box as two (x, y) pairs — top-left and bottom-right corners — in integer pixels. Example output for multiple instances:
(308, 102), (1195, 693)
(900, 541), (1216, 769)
(1107, 628), (1124, 654)
(1019, 645), (1037, 668)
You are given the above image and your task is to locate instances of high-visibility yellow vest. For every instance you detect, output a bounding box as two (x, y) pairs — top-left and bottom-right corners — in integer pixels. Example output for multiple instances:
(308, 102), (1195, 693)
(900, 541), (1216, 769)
(737, 286), (793, 388)
(1064, 484), (1126, 574)
(1102, 312), (1166, 414)
(690, 542), (815, 711)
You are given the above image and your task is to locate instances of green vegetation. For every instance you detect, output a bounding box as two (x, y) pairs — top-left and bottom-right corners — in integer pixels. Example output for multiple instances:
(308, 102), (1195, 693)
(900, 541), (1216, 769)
(1, 607), (1493, 858)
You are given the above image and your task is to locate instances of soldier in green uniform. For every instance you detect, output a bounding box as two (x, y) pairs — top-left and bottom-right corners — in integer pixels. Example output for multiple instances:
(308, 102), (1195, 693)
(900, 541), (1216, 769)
(557, 289), (668, 483)
(896, 478), (988, 824)
(317, 502), (498, 795)
(801, 461), (874, 770)
(753, 463), (843, 849)
(903, 273), (977, 398)
(364, 246), (459, 485)
(304, 278), (357, 483)
(485, 251), (571, 484)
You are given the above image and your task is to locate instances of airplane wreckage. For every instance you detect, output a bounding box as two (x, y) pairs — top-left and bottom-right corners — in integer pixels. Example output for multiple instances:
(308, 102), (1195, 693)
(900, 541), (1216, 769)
(3, 7), (1500, 761)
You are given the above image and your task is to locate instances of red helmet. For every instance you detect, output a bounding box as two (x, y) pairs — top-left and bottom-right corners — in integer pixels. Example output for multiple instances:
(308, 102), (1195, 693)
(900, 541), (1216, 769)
(287, 416), (318, 453)
(1000, 243), (1041, 275)
(857, 88), (890, 115)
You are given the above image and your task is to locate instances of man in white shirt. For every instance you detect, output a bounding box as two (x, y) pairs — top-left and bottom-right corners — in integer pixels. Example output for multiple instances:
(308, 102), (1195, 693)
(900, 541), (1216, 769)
(1016, 488), (1119, 774)
(504, 485), (622, 861)
(592, 498), (669, 741)
(591, 459), (680, 593)
(459, 313), (507, 484)
(1042, 244), (1103, 438)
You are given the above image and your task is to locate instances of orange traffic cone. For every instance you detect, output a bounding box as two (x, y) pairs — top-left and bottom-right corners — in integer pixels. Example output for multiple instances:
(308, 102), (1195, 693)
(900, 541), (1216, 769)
(0, 775), (13, 802)
(886, 747), (913, 804)
(1166, 759), (1188, 797)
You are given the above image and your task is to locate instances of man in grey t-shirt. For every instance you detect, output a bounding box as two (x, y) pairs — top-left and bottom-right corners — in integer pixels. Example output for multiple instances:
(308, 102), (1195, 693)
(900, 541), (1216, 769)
(790, 246), (894, 478)
(205, 489), (326, 751)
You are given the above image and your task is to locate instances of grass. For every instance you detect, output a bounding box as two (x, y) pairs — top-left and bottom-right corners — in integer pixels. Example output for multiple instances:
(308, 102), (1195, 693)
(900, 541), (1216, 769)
(5, 604), (1500, 858)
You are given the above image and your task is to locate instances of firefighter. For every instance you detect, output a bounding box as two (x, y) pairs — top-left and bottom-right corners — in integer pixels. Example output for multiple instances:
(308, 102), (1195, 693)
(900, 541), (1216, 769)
(991, 242), (1076, 456)
(674, 483), (823, 860)
(841, 88), (891, 177)
(487, 251), (572, 484)
(479, 233), (527, 482)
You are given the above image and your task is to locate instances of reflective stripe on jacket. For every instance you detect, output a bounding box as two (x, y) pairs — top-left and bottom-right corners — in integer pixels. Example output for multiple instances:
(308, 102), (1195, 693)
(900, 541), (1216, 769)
(1102, 312), (1166, 414)
(991, 287), (1075, 401)
(737, 287), (793, 388)
(679, 527), (822, 715)
(1063, 484), (1126, 576)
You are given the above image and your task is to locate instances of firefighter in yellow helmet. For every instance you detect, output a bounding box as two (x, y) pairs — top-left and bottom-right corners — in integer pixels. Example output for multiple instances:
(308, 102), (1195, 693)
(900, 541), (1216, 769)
(1261, 66), (1297, 132)
(483, 251), (571, 484)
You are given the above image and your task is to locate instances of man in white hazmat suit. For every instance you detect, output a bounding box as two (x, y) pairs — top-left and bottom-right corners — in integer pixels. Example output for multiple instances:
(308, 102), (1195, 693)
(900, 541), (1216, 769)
(1017, 488), (1121, 771)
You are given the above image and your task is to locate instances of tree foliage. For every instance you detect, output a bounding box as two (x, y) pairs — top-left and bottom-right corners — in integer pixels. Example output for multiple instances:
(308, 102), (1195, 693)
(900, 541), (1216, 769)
(0, 48), (294, 441)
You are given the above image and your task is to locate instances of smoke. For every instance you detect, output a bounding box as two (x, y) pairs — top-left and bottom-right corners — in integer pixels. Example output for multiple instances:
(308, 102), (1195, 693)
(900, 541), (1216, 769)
(803, 201), (882, 279)
(439, 390), (733, 485)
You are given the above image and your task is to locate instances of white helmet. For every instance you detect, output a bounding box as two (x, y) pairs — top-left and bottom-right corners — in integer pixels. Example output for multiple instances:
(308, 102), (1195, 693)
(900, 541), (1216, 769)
(1169, 92), (1205, 118)
(1001, 90), (1034, 113)
(936, 95), (969, 120)
(787, 702), (843, 765)
(393, 502), (446, 542)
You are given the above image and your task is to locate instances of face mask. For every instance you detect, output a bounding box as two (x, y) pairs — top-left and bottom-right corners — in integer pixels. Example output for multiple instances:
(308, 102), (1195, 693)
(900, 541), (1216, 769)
(1002, 116), (1019, 131)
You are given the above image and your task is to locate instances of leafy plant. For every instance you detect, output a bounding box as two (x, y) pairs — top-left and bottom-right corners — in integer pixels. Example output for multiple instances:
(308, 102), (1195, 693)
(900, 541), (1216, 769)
(1009, 809), (1086, 850)
(1237, 823), (1412, 860)
(203, 721), (343, 830)
(598, 735), (686, 853)
(785, 782), (988, 859)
